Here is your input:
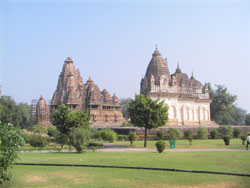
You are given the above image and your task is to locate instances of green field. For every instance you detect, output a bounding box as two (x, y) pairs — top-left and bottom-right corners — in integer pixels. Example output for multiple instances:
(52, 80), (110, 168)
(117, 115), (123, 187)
(2, 151), (250, 188)
(114, 138), (246, 149)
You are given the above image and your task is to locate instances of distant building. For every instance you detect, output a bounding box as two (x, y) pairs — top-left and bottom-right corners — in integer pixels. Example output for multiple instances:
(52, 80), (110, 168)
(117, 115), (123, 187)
(35, 96), (51, 127)
(35, 57), (124, 126)
(140, 47), (211, 126)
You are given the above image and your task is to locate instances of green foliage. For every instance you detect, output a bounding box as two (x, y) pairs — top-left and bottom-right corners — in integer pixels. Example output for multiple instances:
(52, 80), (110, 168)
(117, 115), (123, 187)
(240, 134), (246, 145)
(87, 142), (104, 151)
(28, 135), (48, 148)
(55, 134), (69, 149)
(120, 122), (133, 127)
(99, 129), (117, 143)
(184, 129), (193, 145)
(245, 113), (250, 125)
(117, 135), (128, 141)
(47, 126), (59, 137)
(92, 129), (101, 140)
(120, 98), (132, 120)
(197, 126), (208, 139)
(128, 130), (136, 146)
(31, 125), (47, 135)
(128, 94), (168, 147)
(218, 126), (233, 145)
(0, 122), (24, 184)
(210, 128), (219, 139)
(233, 128), (241, 138)
(156, 130), (164, 140)
(52, 105), (90, 136)
(69, 127), (91, 153)
(167, 128), (180, 140)
(155, 140), (166, 153)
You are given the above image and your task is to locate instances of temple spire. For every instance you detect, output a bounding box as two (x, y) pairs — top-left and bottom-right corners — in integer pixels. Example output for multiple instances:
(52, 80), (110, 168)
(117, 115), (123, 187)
(175, 62), (182, 73)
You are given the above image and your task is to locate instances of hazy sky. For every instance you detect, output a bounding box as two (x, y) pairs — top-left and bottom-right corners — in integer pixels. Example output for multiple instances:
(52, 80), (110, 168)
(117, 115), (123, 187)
(1, 0), (250, 112)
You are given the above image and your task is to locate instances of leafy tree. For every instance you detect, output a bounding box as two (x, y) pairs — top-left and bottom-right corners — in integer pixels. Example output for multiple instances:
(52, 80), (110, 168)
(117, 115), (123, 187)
(210, 128), (219, 139)
(69, 127), (91, 153)
(233, 128), (241, 138)
(184, 129), (193, 145)
(0, 122), (24, 184)
(31, 125), (47, 135)
(208, 84), (237, 125)
(231, 106), (246, 125)
(128, 94), (168, 147)
(16, 103), (32, 129)
(55, 134), (69, 150)
(156, 130), (164, 140)
(245, 114), (250, 125)
(128, 130), (136, 146)
(240, 134), (246, 145)
(197, 126), (208, 139)
(120, 98), (132, 120)
(167, 128), (180, 140)
(155, 140), (166, 153)
(29, 135), (48, 148)
(47, 126), (59, 137)
(218, 126), (233, 145)
(99, 129), (117, 143)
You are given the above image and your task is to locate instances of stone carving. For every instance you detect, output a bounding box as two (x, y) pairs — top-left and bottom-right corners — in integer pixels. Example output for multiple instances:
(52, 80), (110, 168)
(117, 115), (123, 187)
(36, 95), (51, 127)
(141, 47), (212, 126)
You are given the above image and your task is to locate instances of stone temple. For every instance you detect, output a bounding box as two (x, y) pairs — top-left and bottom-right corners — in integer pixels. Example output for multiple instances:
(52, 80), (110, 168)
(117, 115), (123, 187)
(35, 57), (124, 127)
(141, 47), (211, 126)
(35, 96), (51, 127)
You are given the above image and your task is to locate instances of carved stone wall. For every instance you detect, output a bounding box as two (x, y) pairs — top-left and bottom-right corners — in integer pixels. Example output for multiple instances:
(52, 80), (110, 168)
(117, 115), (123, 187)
(36, 96), (51, 127)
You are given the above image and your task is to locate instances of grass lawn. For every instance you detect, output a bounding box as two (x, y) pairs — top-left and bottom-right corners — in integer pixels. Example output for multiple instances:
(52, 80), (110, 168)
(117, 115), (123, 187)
(114, 139), (246, 149)
(2, 151), (250, 188)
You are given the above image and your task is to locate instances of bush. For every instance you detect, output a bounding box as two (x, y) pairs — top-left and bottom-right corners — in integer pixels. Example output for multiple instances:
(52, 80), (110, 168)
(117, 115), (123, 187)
(218, 126), (233, 145)
(31, 125), (47, 135)
(156, 130), (164, 140)
(47, 126), (59, 137)
(210, 128), (219, 139)
(155, 140), (166, 153)
(70, 127), (91, 153)
(21, 133), (31, 143)
(100, 129), (117, 143)
(167, 128), (180, 140)
(117, 135), (128, 141)
(240, 134), (246, 145)
(87, 142), (104, 149)
(197, 126), (208, 139)
(0, 123), (25, 184)
(92, 129), (101, 140)
(29, 135), (48, 148)
(121, 122), (133, 127)
(128, 131), (136, 146)
(233, 128), (241, 138)
(55, 133), (69, 149)
(184, 129), (193, 145)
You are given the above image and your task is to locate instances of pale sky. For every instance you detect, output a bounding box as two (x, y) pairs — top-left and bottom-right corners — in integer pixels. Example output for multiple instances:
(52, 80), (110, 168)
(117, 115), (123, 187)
(1, 0), (250, 113)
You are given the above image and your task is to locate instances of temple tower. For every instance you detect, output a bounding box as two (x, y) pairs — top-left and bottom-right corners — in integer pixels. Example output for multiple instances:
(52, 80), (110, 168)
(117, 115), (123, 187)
(36, 95), (51, 127)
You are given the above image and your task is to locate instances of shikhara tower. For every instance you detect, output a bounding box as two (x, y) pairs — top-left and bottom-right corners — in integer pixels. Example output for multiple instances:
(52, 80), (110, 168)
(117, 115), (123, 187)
(140, 47), (211, 126)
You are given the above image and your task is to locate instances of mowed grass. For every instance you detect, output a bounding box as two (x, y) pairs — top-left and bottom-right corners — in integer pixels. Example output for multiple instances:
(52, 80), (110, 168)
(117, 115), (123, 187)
(114, 138), (246, 149)
(2, 151), (250, 188)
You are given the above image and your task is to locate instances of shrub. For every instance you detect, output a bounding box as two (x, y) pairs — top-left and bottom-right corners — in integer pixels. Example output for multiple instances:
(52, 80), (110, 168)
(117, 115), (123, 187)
(233, 128), (241, 138)
(240, 134), (246, 145)
(121, 122), (133, 127)
(92, 129), (101, 140)
(117, 135), (128, 141)
(197, 126), (208, 139)
(218, 126), (233, 145)
(87, 142), (104, 149)
(210, 128), (219, 139)
(128, 131), (136, 146)
(155, 140), (166, 153)
(0, 123), (24, 184)
(55, 133), (69, 149)
(47, 126), (59, 137)
(69, 127), (91, 153)
(21, 133), (31, 143)
(167, 128), (180, 140)
(29, 135), (48, 148)
(100, 129), (117, 143)
(31, 125), (47, 135)
(156, 130), (164, 140)
(184, 129), (193, 145)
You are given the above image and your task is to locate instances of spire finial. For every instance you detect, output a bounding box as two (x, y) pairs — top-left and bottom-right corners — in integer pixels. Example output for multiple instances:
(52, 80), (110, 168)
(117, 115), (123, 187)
(177, 61), (180, 69)
(176, 61), (182, 73)
(191, 70), (194, 79)
(155, 44), (158, 50)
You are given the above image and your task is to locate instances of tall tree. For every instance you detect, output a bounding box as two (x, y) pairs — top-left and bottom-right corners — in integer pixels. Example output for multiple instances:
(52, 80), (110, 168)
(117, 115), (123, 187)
(0, 96), (19, 126)
(245, 114), (250, 125)
(128, 94), (168, 147)
(17, 103), (32, 129)
(120, 98), (132, 120)
(209, 84), (237, 125)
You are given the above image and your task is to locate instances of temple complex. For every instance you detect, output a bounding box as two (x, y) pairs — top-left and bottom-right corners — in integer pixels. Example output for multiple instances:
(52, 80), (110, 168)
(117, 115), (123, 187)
(141, 47), (212, 126)
(35, 96), (51, 127)
(35, 57), (124, 126)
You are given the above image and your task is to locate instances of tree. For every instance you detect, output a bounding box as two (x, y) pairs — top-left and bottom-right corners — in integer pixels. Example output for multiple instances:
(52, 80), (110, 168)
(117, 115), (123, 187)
(218, 126), (233, 145)
(167, 128), (181, 140)
(55, 133), (69, 150)
(0, 122), (24, 184)
(210, 128), (219, 139)
(31, 125), (47, 135)
(69, 127), (91, 153)
(184, 129), (193, 145)
(155, 140), (166, 153)
(99, 129), (117, 143)
(120, 98), (132, 120)
(156, 130), (164, 140)
(128, 94), (168, 147)
(231, 106), (246, 125)
(208, 84), (237, 125)
(233, 128), (241, 138)
(128, 130), (136, 146)
(16, 103), (32, 129)
(245, 114), (250, 125)
(197, 126), (208, 139)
